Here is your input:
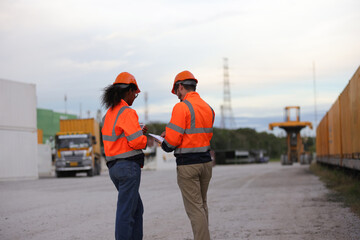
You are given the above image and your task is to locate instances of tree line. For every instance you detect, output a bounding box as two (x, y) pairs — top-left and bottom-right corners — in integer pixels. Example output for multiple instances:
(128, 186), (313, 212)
(145, 122), (315, 159)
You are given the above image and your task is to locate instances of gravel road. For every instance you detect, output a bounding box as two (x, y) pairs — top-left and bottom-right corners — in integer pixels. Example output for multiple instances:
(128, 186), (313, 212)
(1, 162), (359, 240)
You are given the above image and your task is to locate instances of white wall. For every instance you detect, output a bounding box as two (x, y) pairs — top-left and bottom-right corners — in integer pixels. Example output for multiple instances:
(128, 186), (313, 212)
(0, 79), (38, 180)
(144, 146), (176, 170)
(37, 144), (52, 177)
(155, 147), (177, 170)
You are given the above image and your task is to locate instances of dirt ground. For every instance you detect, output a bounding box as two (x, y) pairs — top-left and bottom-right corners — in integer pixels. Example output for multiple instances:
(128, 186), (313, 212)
(1, 162), (360, 240)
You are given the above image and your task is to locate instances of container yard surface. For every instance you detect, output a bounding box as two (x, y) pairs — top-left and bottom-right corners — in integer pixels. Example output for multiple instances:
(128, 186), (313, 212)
(1, 162), (360, 240)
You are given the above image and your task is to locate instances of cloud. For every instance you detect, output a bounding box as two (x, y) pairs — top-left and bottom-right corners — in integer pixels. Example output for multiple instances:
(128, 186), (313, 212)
(0, 0), (359, 136)
(56, 59), (126, 72)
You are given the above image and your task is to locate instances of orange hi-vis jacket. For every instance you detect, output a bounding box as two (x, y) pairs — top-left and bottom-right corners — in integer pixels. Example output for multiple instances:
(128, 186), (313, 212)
(164, 92), (215, 154)
(102, 100), (147, 162)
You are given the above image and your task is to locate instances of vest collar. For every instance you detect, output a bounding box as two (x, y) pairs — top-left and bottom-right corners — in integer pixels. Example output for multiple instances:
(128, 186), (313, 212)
(183, 91), (199, 101)
(120, 99), (129, 107)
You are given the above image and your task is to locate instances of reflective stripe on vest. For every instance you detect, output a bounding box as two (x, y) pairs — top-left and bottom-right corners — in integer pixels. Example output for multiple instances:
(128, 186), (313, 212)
(166, 100), (214, 135)
(166, 99), (214, 154)
(176, 145), (211, 154)
(163, 138), (177, 150)
(105, 149), (143, 161)
(102, 106), (143, 161)
(102, 106), (129, 142)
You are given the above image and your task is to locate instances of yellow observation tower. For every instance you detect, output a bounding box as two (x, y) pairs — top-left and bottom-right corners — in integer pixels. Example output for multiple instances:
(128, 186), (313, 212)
(269, 106), (313, 165)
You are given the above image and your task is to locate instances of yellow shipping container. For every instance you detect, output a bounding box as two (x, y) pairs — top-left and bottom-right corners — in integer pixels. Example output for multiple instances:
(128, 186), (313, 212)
(37, 129), (43, 144)
(316, 124), (322, 157)
(59, 118), (101, 155)
(328, 99), (342, 157)
(350, 66), (360, 157)
(316, 66), (359, 170)
(317, 113), (329, 157)
(316, 126), (320, 156)
(316, 114), (323, 157)
(339, 83), (352, 157)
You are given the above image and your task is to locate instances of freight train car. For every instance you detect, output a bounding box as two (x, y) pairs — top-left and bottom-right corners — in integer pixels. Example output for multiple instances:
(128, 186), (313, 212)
(316, 66), (360, 170)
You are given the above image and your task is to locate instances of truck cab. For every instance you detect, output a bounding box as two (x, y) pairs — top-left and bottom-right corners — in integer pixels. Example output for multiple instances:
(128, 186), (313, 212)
(55, 132), (101, 177)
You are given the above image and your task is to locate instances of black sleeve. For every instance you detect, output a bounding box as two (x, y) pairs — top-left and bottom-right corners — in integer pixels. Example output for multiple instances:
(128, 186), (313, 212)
(161, 141), (174, 153)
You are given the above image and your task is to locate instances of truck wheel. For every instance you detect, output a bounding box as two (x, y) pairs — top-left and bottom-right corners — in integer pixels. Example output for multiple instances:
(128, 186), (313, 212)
(56, 171), (64, 178)
(95, 161), (101, 175)
(87, 169), (94, 177)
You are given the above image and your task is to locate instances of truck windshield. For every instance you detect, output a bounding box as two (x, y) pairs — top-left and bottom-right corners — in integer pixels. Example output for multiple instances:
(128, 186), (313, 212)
(57, 135), (91, 149)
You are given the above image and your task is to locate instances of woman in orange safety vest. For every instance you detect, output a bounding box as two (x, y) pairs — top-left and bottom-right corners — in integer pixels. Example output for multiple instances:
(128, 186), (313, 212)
(101, 72), (147, 240)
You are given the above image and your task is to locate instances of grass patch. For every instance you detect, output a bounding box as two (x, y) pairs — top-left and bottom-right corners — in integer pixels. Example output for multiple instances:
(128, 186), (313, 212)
(310, 162), (360, 216)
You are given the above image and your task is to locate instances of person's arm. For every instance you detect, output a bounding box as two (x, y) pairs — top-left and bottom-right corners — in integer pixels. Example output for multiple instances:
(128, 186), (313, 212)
(120, 109), (147, 149)
(161, 141), (173, 152)
(162, 103), (187, 151)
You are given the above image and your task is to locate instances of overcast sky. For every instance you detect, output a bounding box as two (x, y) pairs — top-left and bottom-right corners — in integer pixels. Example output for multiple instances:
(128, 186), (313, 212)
(1, 0), (359, 135)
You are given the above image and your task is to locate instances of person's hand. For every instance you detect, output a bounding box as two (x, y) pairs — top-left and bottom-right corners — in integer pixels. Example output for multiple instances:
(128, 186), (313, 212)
(142, 125), (148, 135)
(160, 131), (166, 138)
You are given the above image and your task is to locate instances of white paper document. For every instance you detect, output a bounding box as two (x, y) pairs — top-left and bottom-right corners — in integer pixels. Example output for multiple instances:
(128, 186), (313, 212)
(148, 133), (164, 143)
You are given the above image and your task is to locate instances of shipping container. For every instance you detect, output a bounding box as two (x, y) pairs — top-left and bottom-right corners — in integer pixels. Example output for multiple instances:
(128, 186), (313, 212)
(37, 108), (77, 144)
(343, 66), (360, 170)
(0, 130), (38, 179)
(316, 125), (321, 156)
(317, 117), (322, 156)
(339, 83), (352, 157)
(37, 129), (43, 144)
(59, 118), (100, 155)
(328, 98), (342, 157)
(316, 113), (329, 157)
(316, 66), (360, 171)
(349, 67), (360, 156)
(0, 79), (38, 180)
(37, 144), (52, 177)
(0, 79), (36, 129)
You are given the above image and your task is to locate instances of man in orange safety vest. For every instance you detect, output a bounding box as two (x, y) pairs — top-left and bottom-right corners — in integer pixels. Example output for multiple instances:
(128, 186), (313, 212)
(161, 70), (215, 240)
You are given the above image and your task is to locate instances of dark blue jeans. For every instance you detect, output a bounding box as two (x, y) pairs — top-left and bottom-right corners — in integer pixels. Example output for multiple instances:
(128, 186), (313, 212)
(109, 160), (143, 240)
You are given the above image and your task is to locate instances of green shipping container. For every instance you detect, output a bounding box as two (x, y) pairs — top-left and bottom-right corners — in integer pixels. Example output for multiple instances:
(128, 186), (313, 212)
(37, 108), (77, 144)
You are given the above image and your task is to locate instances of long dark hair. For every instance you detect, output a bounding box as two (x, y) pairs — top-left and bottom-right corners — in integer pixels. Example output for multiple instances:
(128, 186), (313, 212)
(101, 83), (137, 109)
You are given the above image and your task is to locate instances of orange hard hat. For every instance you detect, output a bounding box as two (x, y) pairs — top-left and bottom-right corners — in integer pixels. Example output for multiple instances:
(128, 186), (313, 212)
(172, 70), (198, 94)
(113, 72), (140, 93)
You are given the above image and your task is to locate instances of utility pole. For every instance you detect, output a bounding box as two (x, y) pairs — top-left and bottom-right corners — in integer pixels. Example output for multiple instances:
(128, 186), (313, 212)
(64, 94), (67, 114)
(313, 61), (317, 135)
(96, 109), (102, 124)
(220, 58), (236, 129)
(144, 92), (148, 124)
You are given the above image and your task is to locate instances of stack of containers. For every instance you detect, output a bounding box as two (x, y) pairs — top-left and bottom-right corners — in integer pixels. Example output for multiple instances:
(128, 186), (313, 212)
(316, 66), (360, 170)
(350, 68), (360, 160)
(316, 113), (328, 161)
(328, 98), (342, 164)
(0, 79), (38, 180)
(340, 83), (352, 160)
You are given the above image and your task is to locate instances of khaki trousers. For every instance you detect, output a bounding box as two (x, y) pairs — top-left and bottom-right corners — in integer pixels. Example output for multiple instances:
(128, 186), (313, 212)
(177, 161), (212, 240)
